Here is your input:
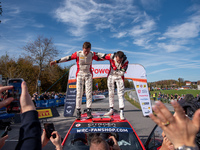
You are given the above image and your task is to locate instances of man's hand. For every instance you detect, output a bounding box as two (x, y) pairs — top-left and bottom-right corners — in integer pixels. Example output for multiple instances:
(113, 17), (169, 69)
(0, 135), (8, 149)
(50, 131), (62, 150)
(50, 61), (56, 66)
(149, 101), (200, 149)
(20, 81), (36, 113)
(160, 136), (175, 150)
(109, 136), (120, 150)
(41, 129), (50, 148)
(0, 85), (14, 109)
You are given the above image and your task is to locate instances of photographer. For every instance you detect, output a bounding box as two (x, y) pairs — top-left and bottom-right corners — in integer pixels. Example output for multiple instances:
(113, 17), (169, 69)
(0, 82), (42, 150)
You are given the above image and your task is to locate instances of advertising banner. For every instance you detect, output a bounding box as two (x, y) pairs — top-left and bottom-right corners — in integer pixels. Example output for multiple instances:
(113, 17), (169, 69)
(134, 82), (152, 116)
(64, 64), (152, 117)
(37, 108), (53, 119)
(64, 81), (76, 117)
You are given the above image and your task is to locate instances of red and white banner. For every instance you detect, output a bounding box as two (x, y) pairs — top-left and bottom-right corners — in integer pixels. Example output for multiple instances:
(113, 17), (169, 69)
(65, 64), (152, 117)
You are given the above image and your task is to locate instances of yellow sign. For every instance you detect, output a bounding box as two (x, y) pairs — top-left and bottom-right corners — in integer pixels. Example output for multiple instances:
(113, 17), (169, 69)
(143, 84), (147, 88)
(136, 85), (139, 88)
(80, 57), (85, 59)
(69, 85), (76, 88)
(37, 109), (53, 119)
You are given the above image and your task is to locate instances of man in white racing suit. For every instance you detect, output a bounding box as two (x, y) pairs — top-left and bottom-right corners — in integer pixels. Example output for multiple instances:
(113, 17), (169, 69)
(103, 51), (128, 120)
(50, 42), (105, 119)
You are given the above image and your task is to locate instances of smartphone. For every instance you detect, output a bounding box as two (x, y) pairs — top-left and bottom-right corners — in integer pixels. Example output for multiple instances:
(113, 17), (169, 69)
(1, 126), (9, 138)
(44, 123), (55, 139)
(6, 78), (23, 113)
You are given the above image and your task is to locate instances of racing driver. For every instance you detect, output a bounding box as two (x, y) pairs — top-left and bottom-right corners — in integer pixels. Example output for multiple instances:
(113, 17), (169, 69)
(103, 51), (128, 120)
(50, 42), (105, 119)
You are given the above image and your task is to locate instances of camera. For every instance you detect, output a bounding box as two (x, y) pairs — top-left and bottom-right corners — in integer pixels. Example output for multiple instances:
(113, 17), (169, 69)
(106, 138), (114, 146)
(44, 123), (56, 139)
(6, 78), (23, 113)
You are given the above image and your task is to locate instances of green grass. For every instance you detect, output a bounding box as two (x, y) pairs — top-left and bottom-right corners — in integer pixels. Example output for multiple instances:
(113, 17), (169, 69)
(124, 91), (141, 109)
(150, 89), (200, 97)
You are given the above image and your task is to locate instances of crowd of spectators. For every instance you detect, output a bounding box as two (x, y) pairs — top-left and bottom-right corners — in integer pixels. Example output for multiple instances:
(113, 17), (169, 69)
(31, 90), (107, 101)
(31, 92), (66, 101)
(152, 92), (199, 103)
(92, 89), (108, 95)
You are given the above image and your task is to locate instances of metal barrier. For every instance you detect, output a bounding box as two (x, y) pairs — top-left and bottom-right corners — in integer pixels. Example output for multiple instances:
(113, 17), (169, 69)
(35, 98), (65, 108)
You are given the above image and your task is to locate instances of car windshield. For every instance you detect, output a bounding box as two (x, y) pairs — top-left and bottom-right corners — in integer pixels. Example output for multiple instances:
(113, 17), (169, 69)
(145, 125), (163, 150)
(63, 132), (143, 150)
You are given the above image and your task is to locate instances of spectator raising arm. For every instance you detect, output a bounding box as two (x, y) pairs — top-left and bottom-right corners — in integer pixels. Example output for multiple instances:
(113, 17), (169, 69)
(15, 81), (42, 150)
(149, 100), (200, 150)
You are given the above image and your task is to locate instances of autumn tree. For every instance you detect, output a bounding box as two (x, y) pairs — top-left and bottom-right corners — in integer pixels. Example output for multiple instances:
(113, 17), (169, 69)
(23, 36), (58, 93)
(41, 64), (69, 93)
(178, 78), (184, 87)
(93, 78), (107, 90)
(124, 79), (130, 88)
(0, 54), (17, 78)
(16, 57), (38, 94)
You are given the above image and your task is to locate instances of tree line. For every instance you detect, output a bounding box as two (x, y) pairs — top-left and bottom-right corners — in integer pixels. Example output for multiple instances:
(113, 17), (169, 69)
(148, 79), (200, 90)
(0, 54), (134, 95)
(0, 53), (70, 95)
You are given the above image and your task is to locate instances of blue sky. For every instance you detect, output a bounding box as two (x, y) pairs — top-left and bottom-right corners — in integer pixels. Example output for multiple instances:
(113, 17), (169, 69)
(1, 0), (200, 82)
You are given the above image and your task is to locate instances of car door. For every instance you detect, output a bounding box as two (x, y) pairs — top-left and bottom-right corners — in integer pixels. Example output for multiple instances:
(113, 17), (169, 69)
(144, 125), (163, 150)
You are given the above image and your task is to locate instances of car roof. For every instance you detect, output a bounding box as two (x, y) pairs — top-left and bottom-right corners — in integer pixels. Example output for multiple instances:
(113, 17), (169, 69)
(75, 109), (127, 123)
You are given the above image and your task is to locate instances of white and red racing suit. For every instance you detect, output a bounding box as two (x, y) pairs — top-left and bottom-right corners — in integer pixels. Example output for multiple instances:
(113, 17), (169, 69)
(104, 53), (129, 109)
(57, 50), (105, 109)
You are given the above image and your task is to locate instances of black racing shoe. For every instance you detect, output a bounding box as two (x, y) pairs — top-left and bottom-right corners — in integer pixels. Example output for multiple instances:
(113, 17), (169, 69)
(87, 108), (93, 119)
(77, 110), (81, 120)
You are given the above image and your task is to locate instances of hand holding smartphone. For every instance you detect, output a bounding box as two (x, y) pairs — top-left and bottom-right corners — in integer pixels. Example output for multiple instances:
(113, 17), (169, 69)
(1, 126), (11, 138)
(6, 78), (23, 113)
(44, 123), (56, 139)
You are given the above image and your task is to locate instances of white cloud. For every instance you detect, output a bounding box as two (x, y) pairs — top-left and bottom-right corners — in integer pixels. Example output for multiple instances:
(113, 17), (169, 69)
(95, 23), (111, 30)
(133, 38), (146, 46)
(164, 10), (200, 39)
(6, 6), (21, 16)
(119, 41), (129, 47)
(148, 68), (176, 75)
(155, 7), (200, 53)
(55, 0), (101, 37)
(157, 43), (186, 52)
(54, 0), (140, 37)
(158, 37), (166, 40)
(140, 0), (161, 10)
(129, 18), (156, 36)
(32, 24), (45, 28)
(164, 22), (200, 39)
(112, 31), (127, 38)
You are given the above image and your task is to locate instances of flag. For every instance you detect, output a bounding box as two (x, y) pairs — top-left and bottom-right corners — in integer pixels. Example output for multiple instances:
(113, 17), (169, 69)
(95, 83), (98, 89)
